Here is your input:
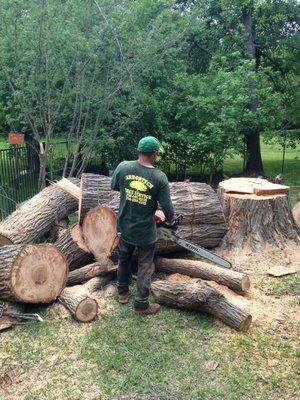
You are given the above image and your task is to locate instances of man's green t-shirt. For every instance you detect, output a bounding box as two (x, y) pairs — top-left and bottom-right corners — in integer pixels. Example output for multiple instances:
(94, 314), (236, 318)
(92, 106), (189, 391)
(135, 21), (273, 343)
(111, 160), (174, 245)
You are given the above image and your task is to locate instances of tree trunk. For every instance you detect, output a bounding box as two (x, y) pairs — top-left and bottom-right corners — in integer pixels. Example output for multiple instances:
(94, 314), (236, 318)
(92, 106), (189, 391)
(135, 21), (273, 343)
(67, 260), (117, 286)
(54, 226), (93, 271)
(151, 280), (252, 331)
(0, 178), (80, 246)
(82, 205), (119, 260)
(155, 257), (250, 292)
(218, 179), (300, 250)
(242, 3), (264, 175)
(0, 244), (67, 303)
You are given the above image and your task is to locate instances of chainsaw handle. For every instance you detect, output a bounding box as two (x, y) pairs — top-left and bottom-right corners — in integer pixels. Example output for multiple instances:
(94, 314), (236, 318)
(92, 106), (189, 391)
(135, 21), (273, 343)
(157, 214), (183, 230)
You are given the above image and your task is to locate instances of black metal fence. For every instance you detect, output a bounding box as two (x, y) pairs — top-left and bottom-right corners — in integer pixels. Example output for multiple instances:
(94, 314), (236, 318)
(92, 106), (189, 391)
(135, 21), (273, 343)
(0, 145), (39, 219)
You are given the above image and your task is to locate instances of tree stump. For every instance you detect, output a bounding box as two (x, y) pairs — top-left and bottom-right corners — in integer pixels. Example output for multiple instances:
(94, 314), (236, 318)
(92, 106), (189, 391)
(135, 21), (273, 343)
(151, 280), (252, 331)
(218, 178), (300, 250)
(155, 257), (250, 292)
(0, 244), (67, 303)
(0, 178), (79, 246)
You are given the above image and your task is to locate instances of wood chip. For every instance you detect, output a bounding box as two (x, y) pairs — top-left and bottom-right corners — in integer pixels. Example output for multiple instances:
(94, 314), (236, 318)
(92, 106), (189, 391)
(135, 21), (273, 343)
(203, 361), (219, 371)
(266, 266), (298, 277)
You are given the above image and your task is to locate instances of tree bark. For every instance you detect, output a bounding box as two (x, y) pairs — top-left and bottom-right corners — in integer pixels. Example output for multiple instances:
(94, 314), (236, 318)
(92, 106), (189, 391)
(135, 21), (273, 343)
(0, 244), (68, 303)
(151, 280), (252, 331)
(67, 260), (117, 286)
(0, 178), (80, 246)
(218, 185), (300, 250)
(78, 174), (113, 221)
(54, 226), (93, 271)
(155, 257), (250, 292)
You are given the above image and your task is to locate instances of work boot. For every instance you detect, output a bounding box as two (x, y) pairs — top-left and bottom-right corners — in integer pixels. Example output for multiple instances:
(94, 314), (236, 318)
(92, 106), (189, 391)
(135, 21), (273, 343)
(135, 303), (161, 315)
(119, 291), (131, 304)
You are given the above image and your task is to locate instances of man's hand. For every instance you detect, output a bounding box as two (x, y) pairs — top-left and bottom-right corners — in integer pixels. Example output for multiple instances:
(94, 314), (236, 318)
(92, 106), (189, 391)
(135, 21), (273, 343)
(154, 210), (166, 223)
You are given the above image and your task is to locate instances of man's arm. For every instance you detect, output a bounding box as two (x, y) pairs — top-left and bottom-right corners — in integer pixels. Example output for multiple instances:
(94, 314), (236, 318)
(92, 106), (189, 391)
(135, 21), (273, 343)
(110, 164), (121, 191)
(158, 176), (174, 222)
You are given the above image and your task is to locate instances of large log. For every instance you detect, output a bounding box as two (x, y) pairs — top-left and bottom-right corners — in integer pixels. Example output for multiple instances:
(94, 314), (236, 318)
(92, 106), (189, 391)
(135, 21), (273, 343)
(151, 280), (252, 331)
(218, 179), (300, 250)
(0, 178), (79, 246)
(0, 244), (67, 303)
(67, 260), (117, 286)
(59, 276), (109, 322)
(155, 257), (250, 292)
(54, 225), (93, 271)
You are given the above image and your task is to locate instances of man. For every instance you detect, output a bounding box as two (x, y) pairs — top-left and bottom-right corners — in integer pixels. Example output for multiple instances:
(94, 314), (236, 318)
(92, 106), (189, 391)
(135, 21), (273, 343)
(111, 136), (174, 315)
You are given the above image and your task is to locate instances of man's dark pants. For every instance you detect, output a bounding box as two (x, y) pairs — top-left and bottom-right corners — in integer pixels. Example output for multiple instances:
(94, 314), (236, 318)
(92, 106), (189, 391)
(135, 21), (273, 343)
(117, 238), (156, 310)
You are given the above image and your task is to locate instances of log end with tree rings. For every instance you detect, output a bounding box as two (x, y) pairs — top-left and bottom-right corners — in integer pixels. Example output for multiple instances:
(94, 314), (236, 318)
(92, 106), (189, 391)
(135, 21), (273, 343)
(82, 205), (119, 260)
(75, 297), (98, 322)
(8, 244), (67, 303)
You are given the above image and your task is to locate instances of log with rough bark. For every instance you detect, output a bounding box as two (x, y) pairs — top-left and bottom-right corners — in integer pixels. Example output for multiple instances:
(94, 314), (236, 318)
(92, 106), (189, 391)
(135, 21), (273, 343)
(67, 260), (117, 286)
(59, 285), (98, 322)
(151, 280), (252, 331)
(78, 174), (113, 221)
(59, 276), (109, 322)
(54, 225), (93, 270)
(0, 302), (25, 332)
(82, 205), (119, 260)
(155, 257), (250, 292)
(0, 178), (79, 246)
(0, 244), (67, 303)
(218, 178), (300, 250)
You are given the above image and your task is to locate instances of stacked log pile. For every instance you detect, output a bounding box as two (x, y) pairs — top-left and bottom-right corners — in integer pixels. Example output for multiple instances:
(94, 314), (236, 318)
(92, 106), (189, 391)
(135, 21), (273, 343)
(0, 174), (296, 335)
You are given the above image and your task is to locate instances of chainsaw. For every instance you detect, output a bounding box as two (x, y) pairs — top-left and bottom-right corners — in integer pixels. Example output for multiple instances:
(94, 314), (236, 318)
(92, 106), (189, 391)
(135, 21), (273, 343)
(0, 301), (43, 323)
(157, 214), (232, 269)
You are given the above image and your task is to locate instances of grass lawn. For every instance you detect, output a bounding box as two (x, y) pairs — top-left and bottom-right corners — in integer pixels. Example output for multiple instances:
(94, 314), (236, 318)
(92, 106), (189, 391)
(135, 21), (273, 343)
(0, 295), (299, 400)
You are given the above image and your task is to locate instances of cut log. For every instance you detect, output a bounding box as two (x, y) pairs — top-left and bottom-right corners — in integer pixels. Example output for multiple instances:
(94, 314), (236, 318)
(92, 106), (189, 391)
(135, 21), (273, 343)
(54, 226), (93, 271)
(78, 174), (113, 221)
(59, 276), (109, 322)
(59, 285), (98, 322)
(155, 257), (250, 292)
(151, 280), (252, 331)
(0, 244), (67, 303)
(156, 223), (228, 252)
(67, 260), (117, 286)
(218, 180), (300, 250)
(0, 178), (79, 246)
(108, 180), (225, 225)
(49, 217), (69, 239)
(0, 302), (25, 332)
(82, 205), (119, 260)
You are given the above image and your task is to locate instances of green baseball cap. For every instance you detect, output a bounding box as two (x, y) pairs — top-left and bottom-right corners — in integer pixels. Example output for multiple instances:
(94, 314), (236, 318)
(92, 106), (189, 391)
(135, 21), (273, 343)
(137, 136), (163, 153)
